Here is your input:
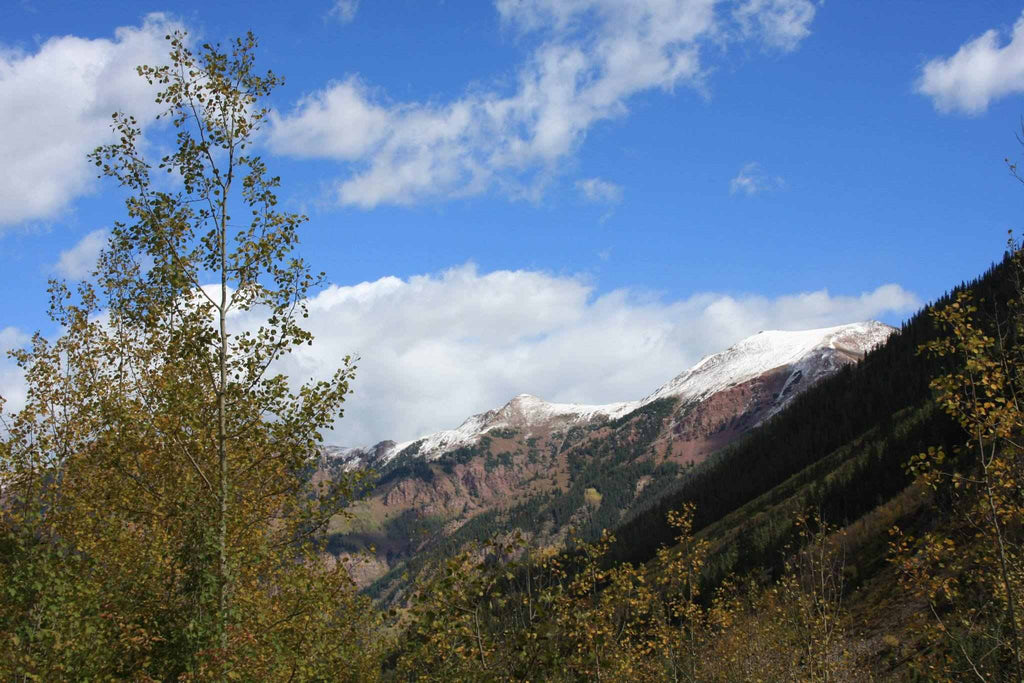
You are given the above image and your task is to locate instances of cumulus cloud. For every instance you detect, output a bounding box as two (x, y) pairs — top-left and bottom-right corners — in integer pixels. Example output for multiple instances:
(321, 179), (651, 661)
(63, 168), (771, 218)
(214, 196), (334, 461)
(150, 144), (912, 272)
(0, 14), (183, 228)
(218, 264), (921, 447)
(918, 10), (1024, 115)
(0, 327), (28, 416)
(733, 0), (817, 52)
(328, 0), (360, 24)
(0, 265), (920, 447)
(576, 177), (623, 203)
(52, 228), (109, 280)
(268, 0), (818, 208)
(729, 161), (784, 195)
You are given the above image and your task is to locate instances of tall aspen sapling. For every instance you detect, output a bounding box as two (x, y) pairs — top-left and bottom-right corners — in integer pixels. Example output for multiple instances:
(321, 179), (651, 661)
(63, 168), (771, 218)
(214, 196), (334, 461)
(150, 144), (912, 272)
(0, 32), (379, 679)
(892, 239), (1024, 681)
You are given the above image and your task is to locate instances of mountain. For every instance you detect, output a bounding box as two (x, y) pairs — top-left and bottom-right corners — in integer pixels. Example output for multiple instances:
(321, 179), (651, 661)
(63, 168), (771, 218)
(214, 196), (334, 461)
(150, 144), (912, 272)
(642, 321), (893, 406)
(327, 395), (637, 471)
(321, 320), (895, 596)
(336, 321), (893, 469)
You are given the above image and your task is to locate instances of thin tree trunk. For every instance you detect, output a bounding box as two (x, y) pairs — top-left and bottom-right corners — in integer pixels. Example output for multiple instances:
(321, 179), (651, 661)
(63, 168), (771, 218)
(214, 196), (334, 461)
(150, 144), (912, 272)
(217, 172), (232, 652)
(968, 364), (1024, 679)
(981, 449), (1023, 680)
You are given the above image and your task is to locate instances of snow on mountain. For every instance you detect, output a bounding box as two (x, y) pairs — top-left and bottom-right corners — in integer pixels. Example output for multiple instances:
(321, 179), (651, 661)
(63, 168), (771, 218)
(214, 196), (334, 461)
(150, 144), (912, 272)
(380, 394), (637, 465)
(640, 321), (894, 407)
(334, 321), (895, 470)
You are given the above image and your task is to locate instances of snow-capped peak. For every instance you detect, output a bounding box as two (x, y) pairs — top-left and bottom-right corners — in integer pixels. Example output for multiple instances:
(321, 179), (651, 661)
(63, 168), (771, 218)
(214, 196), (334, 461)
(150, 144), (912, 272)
(497, 394), (638, 425)
(373, 394), (637, 466)
(641, 320), (894, 406)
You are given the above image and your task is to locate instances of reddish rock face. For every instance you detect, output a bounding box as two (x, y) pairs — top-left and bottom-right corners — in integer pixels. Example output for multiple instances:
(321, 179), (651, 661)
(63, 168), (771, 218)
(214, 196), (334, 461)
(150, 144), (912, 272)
(379, 459), (527, 514)
(658, 366), (793, 466)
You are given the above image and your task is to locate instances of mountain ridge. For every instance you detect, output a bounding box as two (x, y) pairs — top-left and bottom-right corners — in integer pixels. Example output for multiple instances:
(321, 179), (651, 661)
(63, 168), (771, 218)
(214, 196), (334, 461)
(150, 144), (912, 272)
(331, 320), (895, 470)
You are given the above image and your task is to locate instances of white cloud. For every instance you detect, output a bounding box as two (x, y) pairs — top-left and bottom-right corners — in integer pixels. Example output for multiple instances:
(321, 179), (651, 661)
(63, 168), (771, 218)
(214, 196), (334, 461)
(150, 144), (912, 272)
(733, 0), (817, 52)
(329, 0), (360, 24)
(917, 11), (1024, 115)
(576, 177), (623, 203)
(0, 327), (28, 416)
(222, 264), (920, 447)
(52, 228), (109, 280)
(729, 161), (784, 195)
(0, 265), (921, 448)
(268, 0), (818, 208)
(0, 14), (184, 228)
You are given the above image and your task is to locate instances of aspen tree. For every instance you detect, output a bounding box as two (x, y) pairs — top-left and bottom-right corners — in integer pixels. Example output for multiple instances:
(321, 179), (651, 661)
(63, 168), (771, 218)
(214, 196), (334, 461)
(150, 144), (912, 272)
(893, 281), (1024, 680)
(1, 33), (381, 680)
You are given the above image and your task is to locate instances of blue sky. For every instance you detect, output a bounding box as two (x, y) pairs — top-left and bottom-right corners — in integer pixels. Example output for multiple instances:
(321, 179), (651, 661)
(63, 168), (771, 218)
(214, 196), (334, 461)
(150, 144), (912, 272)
(3, 1), (1024, 445)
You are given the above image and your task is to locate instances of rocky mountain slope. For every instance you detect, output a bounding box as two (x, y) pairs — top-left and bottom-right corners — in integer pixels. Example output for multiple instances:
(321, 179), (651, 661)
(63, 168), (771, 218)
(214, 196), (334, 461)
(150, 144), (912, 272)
(322, 321), (895, 594)
(326, 395), (637, 471)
